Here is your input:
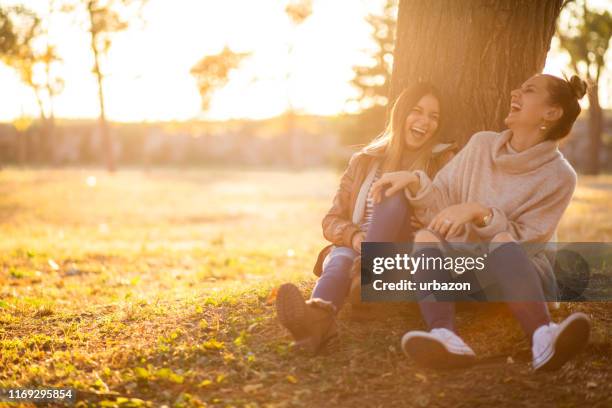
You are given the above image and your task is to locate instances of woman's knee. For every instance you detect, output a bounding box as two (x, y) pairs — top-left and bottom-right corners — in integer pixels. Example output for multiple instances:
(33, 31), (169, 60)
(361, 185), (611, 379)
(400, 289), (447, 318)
(488, 231), (519, 255)
(490, 231), (515, 244)
(322, 247), (357, 276)
(414, 228), (442, 243)
(376, 190), (409, 214)
(412, 229), (445, 255)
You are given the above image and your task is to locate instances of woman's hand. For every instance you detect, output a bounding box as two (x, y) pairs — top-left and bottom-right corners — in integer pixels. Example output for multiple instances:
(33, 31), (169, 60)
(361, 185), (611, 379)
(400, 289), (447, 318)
(352, 231), (366, 253)
(370, 171), (418, 204)
(428, 202), (490, 238)
(410, 215), (424, 230)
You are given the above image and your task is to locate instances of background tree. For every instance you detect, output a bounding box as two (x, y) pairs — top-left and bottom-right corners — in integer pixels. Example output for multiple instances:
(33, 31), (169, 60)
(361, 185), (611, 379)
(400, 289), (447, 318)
(0, 6), (18, 55)
(37, 43), (65, 146)
(0, 6), (41, 164)
(283, 0), (312, 168)
(391, 0), (564, 147)
(62, 0), (148, 172)
(1, 4), (64, 151)
(342, 0), (396, 146)
(351, 0), (396, 110)
(0, 3), (65, 164)
(190, 46), (249, 113)
(38, 1), (65, 134)
(0, 6), (41, 110)
(21, 42), (64, 163)
(557, 0), (612, 175)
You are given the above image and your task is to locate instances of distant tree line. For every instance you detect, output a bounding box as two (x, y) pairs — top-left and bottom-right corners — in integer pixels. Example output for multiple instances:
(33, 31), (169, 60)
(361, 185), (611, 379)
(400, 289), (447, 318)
(1, 0), (610, 173)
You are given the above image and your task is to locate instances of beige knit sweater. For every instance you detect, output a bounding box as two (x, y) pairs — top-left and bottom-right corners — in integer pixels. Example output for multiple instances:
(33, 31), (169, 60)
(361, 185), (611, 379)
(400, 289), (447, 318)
(405, 130), (577, 290)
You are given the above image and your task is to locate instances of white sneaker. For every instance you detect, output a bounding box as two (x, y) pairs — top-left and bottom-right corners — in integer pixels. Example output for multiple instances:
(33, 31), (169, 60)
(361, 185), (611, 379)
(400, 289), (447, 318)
(532, 312), (591, 372)
(401, 328), (476, 368)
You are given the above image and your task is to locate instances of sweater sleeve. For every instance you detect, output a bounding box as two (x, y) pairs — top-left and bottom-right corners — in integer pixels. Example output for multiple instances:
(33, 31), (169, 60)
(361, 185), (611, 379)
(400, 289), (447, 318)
(473, 169), (577, 243)
(404, 139), (473, 224)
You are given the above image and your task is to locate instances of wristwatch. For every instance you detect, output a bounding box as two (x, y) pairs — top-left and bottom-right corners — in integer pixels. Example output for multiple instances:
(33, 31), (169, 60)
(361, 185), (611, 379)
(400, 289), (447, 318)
(479, 209), (493, 227)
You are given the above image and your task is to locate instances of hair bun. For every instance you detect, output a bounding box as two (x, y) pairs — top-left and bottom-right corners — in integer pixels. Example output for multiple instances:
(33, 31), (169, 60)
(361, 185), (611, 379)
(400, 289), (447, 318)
(568, 75), (587, 99)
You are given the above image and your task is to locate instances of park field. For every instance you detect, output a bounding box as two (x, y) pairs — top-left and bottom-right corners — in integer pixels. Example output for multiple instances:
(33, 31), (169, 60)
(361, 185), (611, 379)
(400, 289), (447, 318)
(0, 167), (611, 407)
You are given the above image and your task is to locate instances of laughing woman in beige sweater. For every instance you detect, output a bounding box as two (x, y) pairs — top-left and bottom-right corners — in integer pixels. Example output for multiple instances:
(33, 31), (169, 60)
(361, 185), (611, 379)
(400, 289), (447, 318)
(371, 74), (590, 371)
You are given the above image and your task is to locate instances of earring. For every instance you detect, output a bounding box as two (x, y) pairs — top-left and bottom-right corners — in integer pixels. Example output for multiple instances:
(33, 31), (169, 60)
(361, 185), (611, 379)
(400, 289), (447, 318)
(540, 124), (547, 131)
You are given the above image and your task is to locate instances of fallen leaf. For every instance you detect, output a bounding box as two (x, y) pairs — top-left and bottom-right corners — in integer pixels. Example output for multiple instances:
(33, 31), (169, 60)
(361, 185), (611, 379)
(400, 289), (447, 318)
(266, 287), (279, 305)
(198, 379), (213, 388)
(48, 259), (60, 271)
(415, 373), (427, 383)
(242, 383), (263, 393)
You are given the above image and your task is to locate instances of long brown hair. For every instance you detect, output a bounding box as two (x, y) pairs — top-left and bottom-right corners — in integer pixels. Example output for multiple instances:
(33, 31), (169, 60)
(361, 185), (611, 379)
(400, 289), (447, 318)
(363, 82), (443, 173)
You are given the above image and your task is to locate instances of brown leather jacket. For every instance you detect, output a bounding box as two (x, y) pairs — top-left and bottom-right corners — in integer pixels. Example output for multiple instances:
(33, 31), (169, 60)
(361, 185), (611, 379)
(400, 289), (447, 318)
(313, 144), (456, 276)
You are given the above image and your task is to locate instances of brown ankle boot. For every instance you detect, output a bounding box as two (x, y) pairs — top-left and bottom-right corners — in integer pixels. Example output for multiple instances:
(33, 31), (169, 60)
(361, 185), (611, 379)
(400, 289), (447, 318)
(276, 283), (337, 354)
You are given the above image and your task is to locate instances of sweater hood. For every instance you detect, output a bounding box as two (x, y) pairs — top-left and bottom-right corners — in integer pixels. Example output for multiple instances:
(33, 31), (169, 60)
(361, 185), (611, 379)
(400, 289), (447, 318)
(493, 129), (561, 174)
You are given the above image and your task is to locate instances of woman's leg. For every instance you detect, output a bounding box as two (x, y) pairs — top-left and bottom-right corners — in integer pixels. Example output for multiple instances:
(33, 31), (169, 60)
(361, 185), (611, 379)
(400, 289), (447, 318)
(310, 246), (358, 312)
(411, 230), (551, 336)
(401, 229), (476, 368)
(358, 191), (414, 288)
(411, 229), (456, 331)
(487, 232), (591, 371)
(276, 246), (356, 354)
(365, 190), (413, 242)
(487, 232), (551, 339)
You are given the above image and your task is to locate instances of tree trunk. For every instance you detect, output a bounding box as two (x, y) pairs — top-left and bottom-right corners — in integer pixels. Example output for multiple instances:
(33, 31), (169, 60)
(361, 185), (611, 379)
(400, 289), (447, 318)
(17, 130), (27, 165)
(45, 69), (57, 165)
(88, 4), (116, 173)
(34, 88), (47, 123)
(95, 67), (115, 173)
(390, 0), (563, 146)
(46, 115), (56, 165)
(34, 88), (48, 163)
(584, 84), (602, 175)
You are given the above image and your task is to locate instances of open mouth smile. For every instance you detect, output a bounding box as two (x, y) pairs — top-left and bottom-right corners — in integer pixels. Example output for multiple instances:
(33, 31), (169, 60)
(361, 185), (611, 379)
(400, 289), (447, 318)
(410, 127), (427, 139)
(510, 102), (522, 113)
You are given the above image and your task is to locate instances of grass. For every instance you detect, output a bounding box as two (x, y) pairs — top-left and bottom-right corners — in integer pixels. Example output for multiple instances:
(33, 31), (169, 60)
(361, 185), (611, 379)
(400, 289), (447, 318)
(0, 167), (610, 407)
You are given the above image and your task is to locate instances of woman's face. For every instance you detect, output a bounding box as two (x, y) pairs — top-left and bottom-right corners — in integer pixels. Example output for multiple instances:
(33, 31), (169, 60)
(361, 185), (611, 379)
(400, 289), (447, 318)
(505, 75), (561, 130)
(403, 94), (440, 149)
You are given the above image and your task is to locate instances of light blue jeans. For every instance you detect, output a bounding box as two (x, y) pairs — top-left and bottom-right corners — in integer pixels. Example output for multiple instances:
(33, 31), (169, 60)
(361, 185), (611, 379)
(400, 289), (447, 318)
(310, 246), (359, 311)
(310, 191), (413, 311)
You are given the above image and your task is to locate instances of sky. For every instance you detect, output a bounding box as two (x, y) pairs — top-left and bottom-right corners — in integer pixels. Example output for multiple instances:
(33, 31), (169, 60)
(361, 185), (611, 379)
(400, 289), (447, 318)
(0, 0), (610, 123)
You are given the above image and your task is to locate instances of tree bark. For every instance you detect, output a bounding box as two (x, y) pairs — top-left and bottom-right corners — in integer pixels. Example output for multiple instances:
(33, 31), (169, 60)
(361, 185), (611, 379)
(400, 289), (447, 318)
(390, 0), (563, 146)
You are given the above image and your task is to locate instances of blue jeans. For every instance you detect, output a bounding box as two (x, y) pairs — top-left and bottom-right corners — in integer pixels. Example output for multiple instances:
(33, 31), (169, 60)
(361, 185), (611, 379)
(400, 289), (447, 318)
(311, 191), (413, 311)
(414, 242), (551, 339)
